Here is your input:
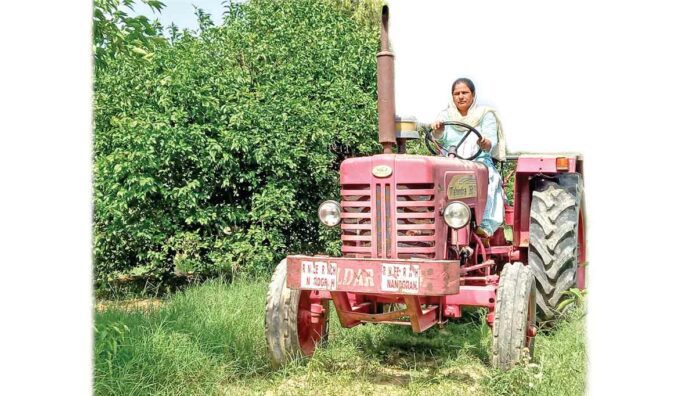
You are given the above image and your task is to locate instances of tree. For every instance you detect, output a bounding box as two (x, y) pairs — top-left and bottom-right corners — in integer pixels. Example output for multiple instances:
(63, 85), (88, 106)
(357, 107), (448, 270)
(93, 0), (166, 70)
(93, 0), (382, 283)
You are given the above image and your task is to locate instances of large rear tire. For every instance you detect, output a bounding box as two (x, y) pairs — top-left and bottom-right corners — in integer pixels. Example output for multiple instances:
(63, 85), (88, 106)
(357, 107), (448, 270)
(491, 262), (537, 370)
(529, 181), (581, 322)
(265, 259), (330, 367)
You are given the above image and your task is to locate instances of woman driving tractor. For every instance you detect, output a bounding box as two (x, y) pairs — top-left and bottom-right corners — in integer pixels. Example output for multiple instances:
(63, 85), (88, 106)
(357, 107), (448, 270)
(430, 77), (506, 238)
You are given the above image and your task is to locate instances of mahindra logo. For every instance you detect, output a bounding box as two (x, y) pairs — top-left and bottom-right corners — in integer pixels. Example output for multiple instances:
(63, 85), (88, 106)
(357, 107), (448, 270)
(372, 165), (392, 178)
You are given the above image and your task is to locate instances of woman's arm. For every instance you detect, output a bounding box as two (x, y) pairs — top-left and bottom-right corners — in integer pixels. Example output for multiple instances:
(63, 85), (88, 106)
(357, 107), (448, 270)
(478, 112), (498, 152)
(430, 110), (448, 140)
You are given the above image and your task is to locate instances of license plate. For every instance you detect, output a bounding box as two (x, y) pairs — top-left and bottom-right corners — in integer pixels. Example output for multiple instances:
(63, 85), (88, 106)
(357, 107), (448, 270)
(300, 260), (338, 290)
(381, 263), (420, 294)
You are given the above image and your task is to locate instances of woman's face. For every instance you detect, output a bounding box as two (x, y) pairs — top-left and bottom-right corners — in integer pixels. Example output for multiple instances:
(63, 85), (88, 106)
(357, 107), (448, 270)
(452, 82), (474, 115)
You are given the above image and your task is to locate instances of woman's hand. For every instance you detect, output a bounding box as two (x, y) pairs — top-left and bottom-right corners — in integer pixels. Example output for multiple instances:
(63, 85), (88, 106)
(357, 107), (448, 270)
(430, 120), (444, 133)
(478, 137), (491, 151)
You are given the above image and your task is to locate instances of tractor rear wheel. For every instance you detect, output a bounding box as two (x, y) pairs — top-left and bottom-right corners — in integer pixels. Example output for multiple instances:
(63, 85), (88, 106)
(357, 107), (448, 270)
(529, 181), (581, 322)
(491, 262), (536, 370)
(265, 259), (330, 367)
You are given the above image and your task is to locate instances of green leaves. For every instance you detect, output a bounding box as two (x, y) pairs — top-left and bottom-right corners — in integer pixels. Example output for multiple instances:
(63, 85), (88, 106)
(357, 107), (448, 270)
(556, 288), (587, 315)
(94, 322), (131, 374)
(94, 0), (381, 282)
(93, 0), (167, 70)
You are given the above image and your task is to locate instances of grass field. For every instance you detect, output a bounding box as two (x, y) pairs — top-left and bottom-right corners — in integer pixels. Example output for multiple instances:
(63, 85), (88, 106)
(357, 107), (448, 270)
(94, 278), (586, 395)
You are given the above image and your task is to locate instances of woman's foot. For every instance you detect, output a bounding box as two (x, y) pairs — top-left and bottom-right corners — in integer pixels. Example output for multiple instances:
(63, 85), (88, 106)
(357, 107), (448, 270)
(474, 226), (490, 239)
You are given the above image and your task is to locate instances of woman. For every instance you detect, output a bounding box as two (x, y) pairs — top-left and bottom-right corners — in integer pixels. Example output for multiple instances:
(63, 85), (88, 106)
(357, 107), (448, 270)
(430, 77), (506, 238)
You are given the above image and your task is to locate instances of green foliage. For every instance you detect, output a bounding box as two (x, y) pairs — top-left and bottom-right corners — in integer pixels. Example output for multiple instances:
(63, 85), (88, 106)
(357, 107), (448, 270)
(556, 288), (587, 315)
(406, 125), (434, 156)
(94, 321), (131, 375)
(93, 0), (167, 69)
(93, 0), (382, 282)
(501, 159), (516, 204)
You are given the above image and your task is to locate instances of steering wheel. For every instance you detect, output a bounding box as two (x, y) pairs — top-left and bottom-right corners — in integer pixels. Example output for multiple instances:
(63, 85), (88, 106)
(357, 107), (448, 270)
(425, 121), (483, 161)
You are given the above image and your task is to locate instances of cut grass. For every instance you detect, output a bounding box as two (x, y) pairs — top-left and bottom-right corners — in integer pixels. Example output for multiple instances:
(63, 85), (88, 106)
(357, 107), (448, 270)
(94, 278), (585, 395)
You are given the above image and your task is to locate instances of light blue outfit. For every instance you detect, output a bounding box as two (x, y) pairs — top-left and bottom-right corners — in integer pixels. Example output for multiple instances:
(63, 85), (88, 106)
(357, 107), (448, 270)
(435, 110), (505, 236)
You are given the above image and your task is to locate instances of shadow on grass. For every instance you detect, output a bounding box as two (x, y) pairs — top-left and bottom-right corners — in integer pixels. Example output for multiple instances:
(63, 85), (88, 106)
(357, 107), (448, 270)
(350, 308), (490, 363)
(292, 305), (493, 392)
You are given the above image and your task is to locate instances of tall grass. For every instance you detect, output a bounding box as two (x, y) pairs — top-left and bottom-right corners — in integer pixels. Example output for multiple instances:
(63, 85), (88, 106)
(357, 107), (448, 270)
(94, 279), (269, 395)
(94, 279), (585, 395)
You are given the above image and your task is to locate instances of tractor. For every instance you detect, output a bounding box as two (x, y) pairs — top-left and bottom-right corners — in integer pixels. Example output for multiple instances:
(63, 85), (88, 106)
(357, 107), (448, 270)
(265, 5), (585, 370)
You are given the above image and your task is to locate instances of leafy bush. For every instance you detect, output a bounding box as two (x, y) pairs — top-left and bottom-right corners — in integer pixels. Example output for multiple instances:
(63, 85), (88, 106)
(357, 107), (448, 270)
(93, 0), (382, 283)
(93, 0), (167, 69)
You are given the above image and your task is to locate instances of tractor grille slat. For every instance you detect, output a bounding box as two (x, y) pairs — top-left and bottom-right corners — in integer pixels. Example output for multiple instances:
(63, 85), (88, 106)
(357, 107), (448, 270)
(395, 212), (435, 219)
(341, 201), (371, 207)
(398, 235), (435, 242)
(396, 188), (434, 196)
(342, 212), (371, 219)
(396, 224), (435, 230)
(393, 247), (436, 254)
(341, 235), (373, 241)
(341, 189), (371, 195)
(341, 223), (372, 230)
(396, 201), (433, 208)
(341, 246), (372, 253)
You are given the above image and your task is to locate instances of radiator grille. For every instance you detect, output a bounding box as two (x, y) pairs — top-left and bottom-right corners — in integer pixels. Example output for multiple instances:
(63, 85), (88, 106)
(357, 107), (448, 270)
(340, 182), (435, 259)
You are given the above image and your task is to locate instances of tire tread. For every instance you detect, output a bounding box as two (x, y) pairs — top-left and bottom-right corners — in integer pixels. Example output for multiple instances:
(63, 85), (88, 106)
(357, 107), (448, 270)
(529, 183), (580, 321)
(492, 262), (535, 370)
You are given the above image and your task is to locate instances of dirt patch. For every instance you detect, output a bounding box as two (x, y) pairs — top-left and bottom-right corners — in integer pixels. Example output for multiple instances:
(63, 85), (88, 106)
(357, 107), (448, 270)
(95, 298), (163, 312)
(438, 365), (485, 384)
(371, 367), (411, 386)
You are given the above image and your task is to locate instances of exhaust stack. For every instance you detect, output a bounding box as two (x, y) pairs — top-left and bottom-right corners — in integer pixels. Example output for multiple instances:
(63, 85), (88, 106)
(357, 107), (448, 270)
(377, 5), (396, 154)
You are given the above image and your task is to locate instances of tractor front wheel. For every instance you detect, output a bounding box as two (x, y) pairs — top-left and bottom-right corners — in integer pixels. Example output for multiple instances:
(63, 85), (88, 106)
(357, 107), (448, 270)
(265, 259), (330, 367)
(491, 262), (537, 370)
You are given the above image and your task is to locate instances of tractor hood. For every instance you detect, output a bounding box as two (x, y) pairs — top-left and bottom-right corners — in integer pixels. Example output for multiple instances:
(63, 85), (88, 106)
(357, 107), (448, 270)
(339, 154), (489, 226)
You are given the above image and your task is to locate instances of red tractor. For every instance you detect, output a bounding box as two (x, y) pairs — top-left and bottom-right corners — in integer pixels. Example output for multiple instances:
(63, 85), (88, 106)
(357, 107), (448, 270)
(265, 6), (585, 370)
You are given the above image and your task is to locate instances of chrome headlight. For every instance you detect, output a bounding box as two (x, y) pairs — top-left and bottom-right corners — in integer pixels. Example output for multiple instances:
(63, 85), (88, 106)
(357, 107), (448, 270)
(443, 201), (471, 229)
(318, 200), (341, 227)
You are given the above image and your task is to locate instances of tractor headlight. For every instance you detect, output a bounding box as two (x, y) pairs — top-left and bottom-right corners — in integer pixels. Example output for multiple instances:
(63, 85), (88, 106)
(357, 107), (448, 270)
(318, 200), (341, 227)
(443, 201), (471, 229)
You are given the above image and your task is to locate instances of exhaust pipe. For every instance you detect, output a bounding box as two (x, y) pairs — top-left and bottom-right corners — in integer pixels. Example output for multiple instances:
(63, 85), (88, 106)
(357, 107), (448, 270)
(377, 5), (396, 154)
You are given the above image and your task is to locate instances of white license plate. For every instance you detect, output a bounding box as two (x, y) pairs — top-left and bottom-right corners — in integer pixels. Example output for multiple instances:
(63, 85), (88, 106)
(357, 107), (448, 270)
(381, 263), (420, 294)
(300, 260), (338, 290)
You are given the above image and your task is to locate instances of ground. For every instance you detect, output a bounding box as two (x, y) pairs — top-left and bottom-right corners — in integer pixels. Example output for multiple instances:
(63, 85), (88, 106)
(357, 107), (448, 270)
(93, 279), (585, 396)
